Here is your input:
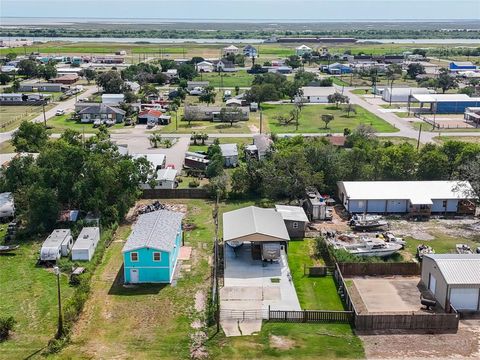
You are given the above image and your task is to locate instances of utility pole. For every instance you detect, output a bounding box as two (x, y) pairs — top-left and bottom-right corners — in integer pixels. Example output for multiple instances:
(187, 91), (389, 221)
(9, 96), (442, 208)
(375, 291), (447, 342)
(416, 123), (422, 150)
(42, 102), (47, 127)
(54, 266), (64, 338)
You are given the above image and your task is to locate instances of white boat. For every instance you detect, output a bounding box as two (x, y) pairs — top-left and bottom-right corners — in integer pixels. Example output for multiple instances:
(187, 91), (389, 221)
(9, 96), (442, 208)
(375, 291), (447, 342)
(377, 232), (406, 249)
(456, 244), (473, 254)
(340, 238), (402, 257)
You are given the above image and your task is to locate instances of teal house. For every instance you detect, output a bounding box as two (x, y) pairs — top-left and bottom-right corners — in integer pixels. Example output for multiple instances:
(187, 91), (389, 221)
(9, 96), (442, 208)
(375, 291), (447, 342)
(122, 210), (184, 284)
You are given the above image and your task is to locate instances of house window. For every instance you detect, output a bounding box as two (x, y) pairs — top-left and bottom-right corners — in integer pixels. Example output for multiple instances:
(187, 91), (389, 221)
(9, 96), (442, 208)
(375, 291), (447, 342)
(443, 200), (447, 208)
(153, 252), (161, 262)
(358, 201), (365, 209)
(292, 222), (299, 229)
(130, 252), (138, 262)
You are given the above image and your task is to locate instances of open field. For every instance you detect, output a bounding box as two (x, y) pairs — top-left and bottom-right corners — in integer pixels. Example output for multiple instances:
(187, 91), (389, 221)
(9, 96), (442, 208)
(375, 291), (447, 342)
(435, 136), (480, 144)
(262, 104), (398, 134)
(0, 104), (55, 132)
(193, 71), (254, 88)
(0, 237), (75, 359)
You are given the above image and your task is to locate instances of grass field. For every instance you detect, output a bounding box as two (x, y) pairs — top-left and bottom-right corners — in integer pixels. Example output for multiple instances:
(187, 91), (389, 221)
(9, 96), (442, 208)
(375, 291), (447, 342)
(262, 104), (398, 134)
(0, 104), (55, 133)
(0, 237), (75, 359)
(0, 140), (15, 154)
(193, 70), (254, 88)
(434, 136), (480, 144)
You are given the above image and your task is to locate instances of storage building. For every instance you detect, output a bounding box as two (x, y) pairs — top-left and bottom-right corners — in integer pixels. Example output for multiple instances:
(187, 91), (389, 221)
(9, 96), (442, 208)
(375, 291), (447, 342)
(382, 87), (431, 103)
(337, 181), (477, 216)
(219, 143), (238, 167)
(421, 254), (480, 312)
(275, 205), (309, 238)
(299, 87), (337, 103)
(411, 94), (480, 114)
(71, 227), (100, 261)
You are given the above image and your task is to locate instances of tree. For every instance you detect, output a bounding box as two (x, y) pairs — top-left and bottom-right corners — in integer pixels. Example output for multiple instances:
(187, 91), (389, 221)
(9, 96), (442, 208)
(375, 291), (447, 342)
(205, 153), (224, 179)
(17, 59), (38, 77)
(285, 55), (302, 69)
(83, 68), (96, 84)
(178, 63), (197, 80)
(96, 71), (124, 93)
(327, 93), (349, 108)
(283, 81), (303, 102)
(123, 91), (138, 103)
(413, 49), (427, 57)
(40, 63), (57, 81)
(343, 104), (356, 118)
(219, 107), (243, 127)
(321, 114), (334, 129)
(294, 70), (317, 86)
(205, 174), (228, 200)
(149, 134), (162, 148)
(5, 52), (17, 61)
(25, 185), (59, 233)
(198, 85), (216, 105)
(11, 80), (20, 92)
(12, 121), (48, 152)
(436, 68), (458, 94)
(406, 63), (426, 79)
(0, 73), (10, 85)
(417, 145), (449, 180)
(245, 83), (281, 104)
(455, 154), (480, 204)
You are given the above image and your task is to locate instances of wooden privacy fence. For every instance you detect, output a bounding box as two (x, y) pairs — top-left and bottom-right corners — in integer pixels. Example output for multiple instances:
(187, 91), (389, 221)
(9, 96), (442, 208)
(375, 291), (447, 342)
(142, 188), (209, 199)
(269, 309), (353, 324)
(355, 312), (459, 332)
(337, 262), (421, 277)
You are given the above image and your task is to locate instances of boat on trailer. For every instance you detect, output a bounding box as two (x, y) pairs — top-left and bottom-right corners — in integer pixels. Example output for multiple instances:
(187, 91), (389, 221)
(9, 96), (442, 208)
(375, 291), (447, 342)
(456, 243), (473, 254)
(338, 238), (402, 257)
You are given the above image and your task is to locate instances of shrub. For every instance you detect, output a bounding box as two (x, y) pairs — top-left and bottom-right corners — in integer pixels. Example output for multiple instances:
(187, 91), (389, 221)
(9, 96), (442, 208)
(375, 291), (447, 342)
(0, 316), (16, 341)
(188, 180), (200, 188)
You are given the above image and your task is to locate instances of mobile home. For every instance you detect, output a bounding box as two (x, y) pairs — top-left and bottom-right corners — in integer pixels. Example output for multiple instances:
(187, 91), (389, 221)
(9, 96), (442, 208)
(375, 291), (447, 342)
(71, 227), (100, 261)
(40, 229), (73, 261)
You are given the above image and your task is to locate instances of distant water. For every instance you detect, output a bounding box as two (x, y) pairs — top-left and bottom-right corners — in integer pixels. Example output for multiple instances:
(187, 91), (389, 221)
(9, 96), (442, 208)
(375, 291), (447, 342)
(1, 36), (479, 45)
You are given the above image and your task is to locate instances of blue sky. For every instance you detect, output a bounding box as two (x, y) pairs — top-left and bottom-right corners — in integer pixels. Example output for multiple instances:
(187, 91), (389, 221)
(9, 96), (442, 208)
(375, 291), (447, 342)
(2, 0), (479, 21)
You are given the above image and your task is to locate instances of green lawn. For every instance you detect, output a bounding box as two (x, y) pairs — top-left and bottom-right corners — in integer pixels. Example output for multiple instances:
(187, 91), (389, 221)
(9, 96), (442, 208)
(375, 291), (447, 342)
(404, 232), (479, 256)
(288, 240), (344, 310)
(434, 136), (480, 144)
(0, 140), (15, 154)
(0, 237), (75, 359)
(193, 70), (254, 88)
(47, 114), (124, 133)
(160, 119), (255, 134)
(207, 322), (365, 360)
(262, 104), (398, 134)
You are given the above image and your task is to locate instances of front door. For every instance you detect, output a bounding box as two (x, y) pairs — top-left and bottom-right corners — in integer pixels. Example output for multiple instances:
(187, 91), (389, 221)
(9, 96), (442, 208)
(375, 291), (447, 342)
(130, 269), (139, 284)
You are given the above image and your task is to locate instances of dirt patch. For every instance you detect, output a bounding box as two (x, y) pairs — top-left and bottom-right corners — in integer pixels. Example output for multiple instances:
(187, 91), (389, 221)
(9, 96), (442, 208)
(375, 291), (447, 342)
(248, 124), (260, 133)
(361, 320), (480, 359)
(269, 335), (296, 350)
(194, 290), (206, 312)
(389, 218), (480, 241)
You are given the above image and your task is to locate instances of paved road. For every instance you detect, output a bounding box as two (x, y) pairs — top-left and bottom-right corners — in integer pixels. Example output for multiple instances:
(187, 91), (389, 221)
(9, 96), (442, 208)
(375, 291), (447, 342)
(0, 85), (97, 145)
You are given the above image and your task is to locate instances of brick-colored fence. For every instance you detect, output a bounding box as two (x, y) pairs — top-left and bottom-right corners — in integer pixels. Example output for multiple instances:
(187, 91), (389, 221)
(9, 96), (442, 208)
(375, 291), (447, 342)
(142, 188), (209, 199)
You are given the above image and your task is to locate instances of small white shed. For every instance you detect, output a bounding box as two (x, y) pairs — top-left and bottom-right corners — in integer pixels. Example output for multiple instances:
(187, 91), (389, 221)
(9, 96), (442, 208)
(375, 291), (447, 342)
(71, 227), (100, 261)
(40, 229), (73, 261)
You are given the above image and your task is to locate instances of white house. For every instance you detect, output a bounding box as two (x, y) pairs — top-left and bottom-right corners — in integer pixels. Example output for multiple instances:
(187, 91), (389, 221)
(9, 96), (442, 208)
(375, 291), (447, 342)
(298, 87), (337, 103)
(223, 45), (239, 56)
(102, 94), (125, 105)
(196, 61), (214, 73)
(71, 227), (100, 261)
(296, 45), (313, 57)
(337, 181), (477, 216)
(219, 143), (238, 167)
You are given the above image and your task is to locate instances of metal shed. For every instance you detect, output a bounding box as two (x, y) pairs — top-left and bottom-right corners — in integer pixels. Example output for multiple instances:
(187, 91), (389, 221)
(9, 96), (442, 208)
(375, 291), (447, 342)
(421, 254), (480, 312)
(71, 227), (100, 261)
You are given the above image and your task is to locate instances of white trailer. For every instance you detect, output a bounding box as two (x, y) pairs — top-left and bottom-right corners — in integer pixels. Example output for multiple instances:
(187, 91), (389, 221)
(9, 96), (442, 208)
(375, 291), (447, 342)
(40, 229), (73, 261)
(71, 227), (100, 261)
(0, 192), (15, 219)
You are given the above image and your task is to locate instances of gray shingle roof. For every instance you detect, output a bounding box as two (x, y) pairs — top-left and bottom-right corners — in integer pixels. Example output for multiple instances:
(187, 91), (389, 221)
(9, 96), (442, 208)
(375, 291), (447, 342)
(425, 254), (480, 285)
(122, 210), (184, 253)
(78, 104), (126, 115)
(219, 143), (238, 157)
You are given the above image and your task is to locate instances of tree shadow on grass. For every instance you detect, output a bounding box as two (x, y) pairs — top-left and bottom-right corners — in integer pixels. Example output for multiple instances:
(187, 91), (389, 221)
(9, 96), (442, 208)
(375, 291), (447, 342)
(108, 264), (168, 296)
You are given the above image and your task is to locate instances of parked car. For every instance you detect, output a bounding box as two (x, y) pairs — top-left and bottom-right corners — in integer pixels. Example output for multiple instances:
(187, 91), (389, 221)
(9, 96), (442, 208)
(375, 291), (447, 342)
(105, 119), (115, 127)
(93, 119), (102, 127)
(189, 87), (205, 96)
(55, 109), (65, 116)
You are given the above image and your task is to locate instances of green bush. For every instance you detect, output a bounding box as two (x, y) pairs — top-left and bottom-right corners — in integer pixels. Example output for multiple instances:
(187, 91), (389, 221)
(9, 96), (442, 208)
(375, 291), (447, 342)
(0, 316), (16, 341)
(188, 180), (200, 188)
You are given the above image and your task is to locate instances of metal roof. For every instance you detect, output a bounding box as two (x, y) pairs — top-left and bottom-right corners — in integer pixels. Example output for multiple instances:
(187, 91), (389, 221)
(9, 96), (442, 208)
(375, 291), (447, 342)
(275, 205), (309, 222)
(424, 254), (480, 285)
(42, 229), (71, 249)
(73, 227), (100, 250)
(219, 143), (238, 157)
(223, 206), (290, 242)
(339, 181), (476, 202)
(156, 168), (178, 182)
(301, 86), (337, 97)
(122, 210), (184, 253)
(412, 93), (480, 103)
(133, 153), (166, 170)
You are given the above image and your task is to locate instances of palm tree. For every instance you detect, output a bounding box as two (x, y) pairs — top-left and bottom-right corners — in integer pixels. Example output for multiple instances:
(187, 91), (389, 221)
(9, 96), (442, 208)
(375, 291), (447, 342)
(149, 134), (162, 148)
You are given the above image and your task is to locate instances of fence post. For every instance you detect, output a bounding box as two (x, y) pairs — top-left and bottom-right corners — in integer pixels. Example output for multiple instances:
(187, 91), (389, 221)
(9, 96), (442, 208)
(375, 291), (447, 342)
(303, 310), (307, 323)
(268, 305), (270, 321)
